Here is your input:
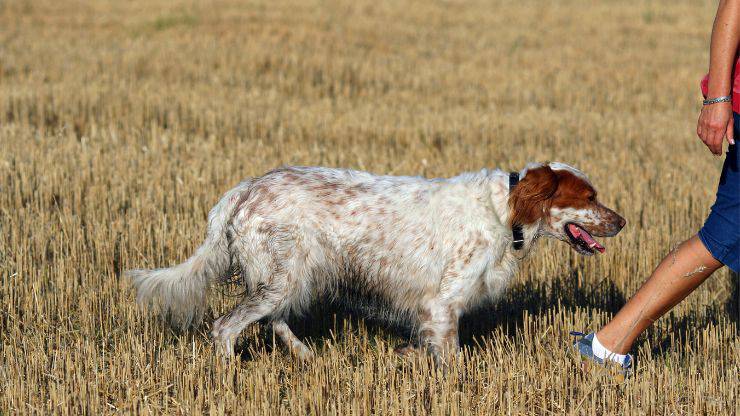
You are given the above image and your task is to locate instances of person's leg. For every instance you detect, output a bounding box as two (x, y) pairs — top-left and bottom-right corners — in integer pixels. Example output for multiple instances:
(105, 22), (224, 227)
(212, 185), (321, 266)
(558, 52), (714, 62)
(595, 235), (722, 354)
(575, 116), (738, 371)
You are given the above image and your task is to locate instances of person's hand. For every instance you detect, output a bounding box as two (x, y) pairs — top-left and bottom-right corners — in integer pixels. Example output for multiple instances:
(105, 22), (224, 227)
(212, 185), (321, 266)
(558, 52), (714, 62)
(697, 101), (734, 155)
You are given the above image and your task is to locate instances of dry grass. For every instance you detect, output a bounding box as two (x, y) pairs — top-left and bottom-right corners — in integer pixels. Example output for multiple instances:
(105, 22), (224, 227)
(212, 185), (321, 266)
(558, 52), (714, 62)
(1, 0), (739, 414)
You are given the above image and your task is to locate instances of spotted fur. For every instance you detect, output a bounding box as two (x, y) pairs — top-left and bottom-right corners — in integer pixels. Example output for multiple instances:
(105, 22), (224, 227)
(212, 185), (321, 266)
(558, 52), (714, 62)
(128, 162), (624, 361)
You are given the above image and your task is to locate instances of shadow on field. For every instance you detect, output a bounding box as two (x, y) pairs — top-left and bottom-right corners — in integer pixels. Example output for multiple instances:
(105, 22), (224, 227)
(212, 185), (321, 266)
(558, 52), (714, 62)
(228, 270), (740, 360)
(458, 271), (627, 347)
(728, 271), (740, 329)
(226, 270), (630, 360)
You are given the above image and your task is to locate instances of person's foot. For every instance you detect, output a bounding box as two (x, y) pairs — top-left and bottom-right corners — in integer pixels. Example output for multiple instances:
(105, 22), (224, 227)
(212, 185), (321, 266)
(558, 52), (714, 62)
(571, 331), (634, 381)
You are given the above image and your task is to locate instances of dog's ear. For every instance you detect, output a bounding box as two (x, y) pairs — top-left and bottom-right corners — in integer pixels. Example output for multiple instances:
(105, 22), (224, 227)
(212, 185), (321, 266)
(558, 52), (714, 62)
(509, 165), (558, 227)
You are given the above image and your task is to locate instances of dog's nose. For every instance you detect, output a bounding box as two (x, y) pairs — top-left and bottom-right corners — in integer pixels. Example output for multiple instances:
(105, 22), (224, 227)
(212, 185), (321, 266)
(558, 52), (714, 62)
(617, 216), (626, 230)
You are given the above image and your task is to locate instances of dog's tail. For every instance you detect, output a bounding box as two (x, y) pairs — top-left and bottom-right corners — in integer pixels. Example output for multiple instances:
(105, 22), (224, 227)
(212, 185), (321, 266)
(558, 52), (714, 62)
(126, 180), (251, 330)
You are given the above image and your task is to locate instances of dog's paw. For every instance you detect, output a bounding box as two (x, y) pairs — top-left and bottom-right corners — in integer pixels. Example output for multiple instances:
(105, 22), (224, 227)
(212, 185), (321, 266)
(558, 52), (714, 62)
(393, 343), (418, 357)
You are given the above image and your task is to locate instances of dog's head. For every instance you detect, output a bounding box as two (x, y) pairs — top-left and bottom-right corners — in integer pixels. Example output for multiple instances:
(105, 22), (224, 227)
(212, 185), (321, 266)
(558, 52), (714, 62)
(508, 162), (625, 256)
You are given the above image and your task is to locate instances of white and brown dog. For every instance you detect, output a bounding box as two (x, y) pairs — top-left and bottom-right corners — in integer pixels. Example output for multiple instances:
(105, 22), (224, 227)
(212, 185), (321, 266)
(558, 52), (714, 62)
(128, 162), (625, 361)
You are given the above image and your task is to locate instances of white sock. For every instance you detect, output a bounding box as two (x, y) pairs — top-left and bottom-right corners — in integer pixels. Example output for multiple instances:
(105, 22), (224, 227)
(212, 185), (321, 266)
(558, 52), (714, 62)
(592, 334), (627, 365)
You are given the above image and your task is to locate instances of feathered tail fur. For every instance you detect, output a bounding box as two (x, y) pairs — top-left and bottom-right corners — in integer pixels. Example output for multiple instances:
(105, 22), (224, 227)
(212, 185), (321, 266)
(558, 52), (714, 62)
(126, 180), (251, 329)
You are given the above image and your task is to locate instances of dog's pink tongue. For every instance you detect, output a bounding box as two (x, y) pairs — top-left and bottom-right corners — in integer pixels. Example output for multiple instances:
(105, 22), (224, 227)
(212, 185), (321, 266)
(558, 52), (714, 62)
(567, 224), (605, 253)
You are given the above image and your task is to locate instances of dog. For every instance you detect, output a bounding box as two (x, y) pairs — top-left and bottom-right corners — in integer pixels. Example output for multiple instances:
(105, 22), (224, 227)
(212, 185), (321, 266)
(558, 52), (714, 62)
(127, 162), (625, 361)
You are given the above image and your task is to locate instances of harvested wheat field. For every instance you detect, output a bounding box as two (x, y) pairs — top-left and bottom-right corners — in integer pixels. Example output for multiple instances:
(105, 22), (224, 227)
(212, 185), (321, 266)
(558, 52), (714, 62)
(1, 0), (739, 414)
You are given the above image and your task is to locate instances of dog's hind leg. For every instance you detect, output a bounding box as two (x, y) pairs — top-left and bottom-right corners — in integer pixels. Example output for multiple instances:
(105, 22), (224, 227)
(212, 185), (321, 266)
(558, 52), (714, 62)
(272, 320), (314, 360)
(211, 286), (280, 357)
(219, 219), (316, 358)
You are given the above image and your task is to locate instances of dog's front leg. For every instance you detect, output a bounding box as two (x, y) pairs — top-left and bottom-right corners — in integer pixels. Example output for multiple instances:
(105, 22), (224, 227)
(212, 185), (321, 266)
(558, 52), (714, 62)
(417, 301), (461, 365)
(417, 249), (491, 365)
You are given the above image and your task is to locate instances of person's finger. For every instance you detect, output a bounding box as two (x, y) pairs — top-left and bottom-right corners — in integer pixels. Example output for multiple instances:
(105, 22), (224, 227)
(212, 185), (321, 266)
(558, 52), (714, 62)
(703, 120), (719, 154)
(709, 129), (724, 155)
(700, 121), (712, 148)
(727, 117), (735, 146)
(697, 117), (704, 139)
(698, 113), (708, 141)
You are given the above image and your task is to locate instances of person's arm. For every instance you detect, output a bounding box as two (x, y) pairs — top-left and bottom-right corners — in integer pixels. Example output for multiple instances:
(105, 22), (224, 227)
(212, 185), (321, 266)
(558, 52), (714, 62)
(697, 0), (740, 155)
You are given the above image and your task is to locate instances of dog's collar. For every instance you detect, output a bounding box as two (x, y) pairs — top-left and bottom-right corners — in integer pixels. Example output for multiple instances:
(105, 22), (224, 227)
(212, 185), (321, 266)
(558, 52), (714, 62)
(509, 172), (524, 250)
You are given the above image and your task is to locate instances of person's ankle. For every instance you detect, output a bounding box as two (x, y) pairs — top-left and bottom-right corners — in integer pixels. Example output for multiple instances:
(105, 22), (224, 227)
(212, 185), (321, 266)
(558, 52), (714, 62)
(592, 333), (629, 365)
(595, 331), (630, 355)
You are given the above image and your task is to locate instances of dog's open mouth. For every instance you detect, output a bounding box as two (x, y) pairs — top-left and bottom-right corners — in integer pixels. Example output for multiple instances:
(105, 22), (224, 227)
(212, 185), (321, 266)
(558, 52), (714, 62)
(565, 223), (605, 255)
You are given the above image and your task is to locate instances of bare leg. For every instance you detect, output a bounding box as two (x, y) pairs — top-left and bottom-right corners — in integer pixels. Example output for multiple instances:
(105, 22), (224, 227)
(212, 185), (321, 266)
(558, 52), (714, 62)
(596, 235), (723, 354)
(272, 320), (314, 360)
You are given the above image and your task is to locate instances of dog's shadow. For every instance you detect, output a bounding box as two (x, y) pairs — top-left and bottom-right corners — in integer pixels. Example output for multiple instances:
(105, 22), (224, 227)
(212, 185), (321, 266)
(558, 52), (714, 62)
(459, 271), (626, 347)
(232, 270), (740, 361)
(232, 271), (628, 359)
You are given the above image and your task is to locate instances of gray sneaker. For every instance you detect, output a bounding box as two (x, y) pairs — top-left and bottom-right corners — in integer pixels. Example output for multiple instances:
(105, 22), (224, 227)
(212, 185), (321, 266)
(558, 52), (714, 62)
(570, 331), (634, 380)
